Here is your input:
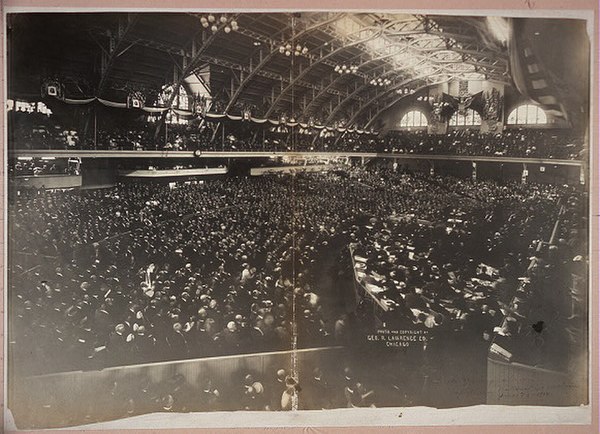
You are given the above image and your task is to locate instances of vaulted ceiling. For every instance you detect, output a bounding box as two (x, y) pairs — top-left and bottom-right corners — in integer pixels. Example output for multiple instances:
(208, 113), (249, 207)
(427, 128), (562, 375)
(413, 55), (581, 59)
(7, 12), (514, 128)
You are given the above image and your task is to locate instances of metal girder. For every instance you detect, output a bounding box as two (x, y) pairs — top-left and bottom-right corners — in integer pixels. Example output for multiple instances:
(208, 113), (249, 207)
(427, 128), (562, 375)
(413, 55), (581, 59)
(195, 53), (361, 106)
(96, 14), (139, 96)
(312, 46), (480, 122)
(154, 17), (236, 137)
(223, 13), (347, 114)
(315, 32), (506, 123)
(363, 80), (446, 128)
(323, 65), (409, 125)
(259, 17), (429, 115)
(301, 74), (360, 120)
(260, 34), (399, 118)
(420, 17), (508, 76)
(326, 52), (509, 126)
(123, 36), (185, 56)
(120, 34), (359, 102)
(299, 44), (434, 119)
(341, 67), (448, 128)
(263, 26), (385, 118)
(347, 68), (512, 130)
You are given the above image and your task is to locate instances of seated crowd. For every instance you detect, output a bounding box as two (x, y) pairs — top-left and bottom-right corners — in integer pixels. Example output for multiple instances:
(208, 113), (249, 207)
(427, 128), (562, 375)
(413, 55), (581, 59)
(10, 111), (584, 159)
(9, 163), (588, 426)
(382, 129), (584, 159)
(9, 158), (79, 177)
(10, 165), (585, 378)
(350, 170), (586, 376)
(10, 111), (81, 149)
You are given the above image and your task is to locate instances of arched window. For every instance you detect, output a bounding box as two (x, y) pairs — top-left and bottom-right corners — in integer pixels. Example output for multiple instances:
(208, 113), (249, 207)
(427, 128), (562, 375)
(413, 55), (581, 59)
(449, 109), (482, 127)
(507, 104), (547, 125)
(399, 110), (428, 128)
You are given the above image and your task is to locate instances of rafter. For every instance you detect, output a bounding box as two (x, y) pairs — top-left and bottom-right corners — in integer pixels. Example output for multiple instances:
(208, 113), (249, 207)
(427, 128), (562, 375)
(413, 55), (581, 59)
(153, 16), (237, 137)
(363, 80), (448, 128)
(345, 69), (512, 129)
(223, 13), (348, 114)
(96, 13), (139, 96)
(263, 25), (386, 118)
(299, 46), (426, 119)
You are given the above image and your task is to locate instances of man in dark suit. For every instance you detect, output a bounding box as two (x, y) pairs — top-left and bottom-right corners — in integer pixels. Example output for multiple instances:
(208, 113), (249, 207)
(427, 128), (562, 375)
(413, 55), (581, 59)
(166, 322), (189, 360)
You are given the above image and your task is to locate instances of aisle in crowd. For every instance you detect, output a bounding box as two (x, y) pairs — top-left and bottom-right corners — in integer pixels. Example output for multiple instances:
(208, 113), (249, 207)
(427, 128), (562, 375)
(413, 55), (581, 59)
(9, 165), (585, 374)
(9, 163), (588, 425)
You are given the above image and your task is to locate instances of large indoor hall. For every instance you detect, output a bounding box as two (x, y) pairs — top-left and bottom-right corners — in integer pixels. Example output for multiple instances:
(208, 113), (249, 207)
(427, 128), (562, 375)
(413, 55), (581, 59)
(4, 10), (592, 430)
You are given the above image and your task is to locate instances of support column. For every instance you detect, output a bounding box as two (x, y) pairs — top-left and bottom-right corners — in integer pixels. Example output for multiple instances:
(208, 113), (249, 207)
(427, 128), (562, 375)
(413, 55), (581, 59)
(222, 121), (226, 151)
(93, 107), (97, 150)
(164, 119), (168, 148)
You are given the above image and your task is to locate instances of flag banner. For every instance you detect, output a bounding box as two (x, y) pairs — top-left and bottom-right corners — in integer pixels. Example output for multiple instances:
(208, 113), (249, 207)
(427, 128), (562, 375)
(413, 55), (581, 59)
(508, 18), (567, 120)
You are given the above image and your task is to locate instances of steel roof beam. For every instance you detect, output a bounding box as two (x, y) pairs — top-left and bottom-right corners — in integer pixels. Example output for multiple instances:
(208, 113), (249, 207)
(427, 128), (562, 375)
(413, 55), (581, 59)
(223, 13), (347, 114)
(96, 14), (140, 96)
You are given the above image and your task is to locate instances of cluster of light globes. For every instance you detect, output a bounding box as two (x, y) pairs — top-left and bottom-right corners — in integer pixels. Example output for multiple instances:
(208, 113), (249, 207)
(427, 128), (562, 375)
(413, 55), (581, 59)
(279, 43), (309, 57)
(334, 65), (358, 74)
(395, 88), (414, 95)
(199, 14), (239, 33)
(370, 77), (391, 86)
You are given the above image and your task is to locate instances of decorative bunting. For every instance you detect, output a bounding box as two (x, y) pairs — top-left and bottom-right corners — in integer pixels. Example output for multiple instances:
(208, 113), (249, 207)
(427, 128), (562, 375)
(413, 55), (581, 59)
(46, 94), (379, 134)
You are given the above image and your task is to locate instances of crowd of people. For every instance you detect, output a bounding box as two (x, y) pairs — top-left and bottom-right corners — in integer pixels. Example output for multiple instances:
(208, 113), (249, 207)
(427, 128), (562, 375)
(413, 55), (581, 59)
(11, 175), (333, 374)
(348, 168), (587, 389)
(9, 163), (587, 426)
(9, 157), (79, 177)
(19, 355), (397, 428)
(489, 189), (588, 373)
(382, 129), (585, 159)
(9, 111), (81, 149)
(10, 110), (585, 159)
(10, 164), (584, 371)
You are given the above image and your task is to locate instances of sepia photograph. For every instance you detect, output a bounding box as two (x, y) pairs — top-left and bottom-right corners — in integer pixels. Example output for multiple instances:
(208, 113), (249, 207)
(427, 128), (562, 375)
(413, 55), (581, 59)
(2, 5), (596, 431)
